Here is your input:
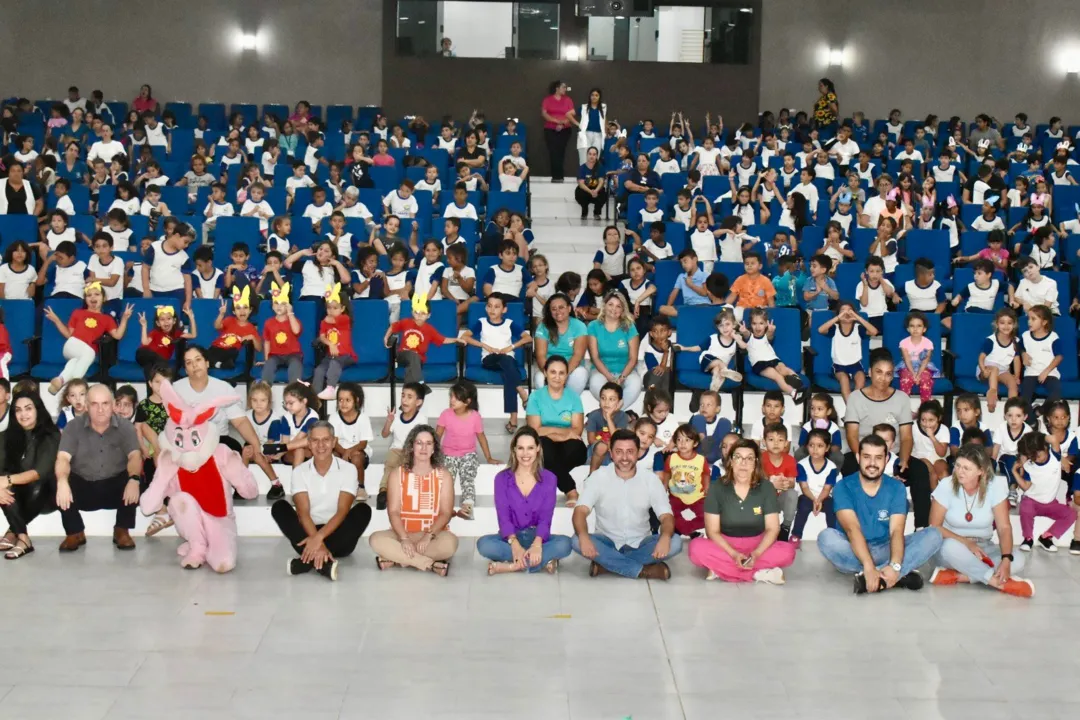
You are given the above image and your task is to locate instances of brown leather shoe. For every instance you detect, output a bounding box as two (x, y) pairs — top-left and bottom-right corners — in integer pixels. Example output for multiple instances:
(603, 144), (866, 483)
(589, 561), (608, 577)
(638, 562), (671, 581)
(113, 528), (136, 551)
(59, 532), (86, 552)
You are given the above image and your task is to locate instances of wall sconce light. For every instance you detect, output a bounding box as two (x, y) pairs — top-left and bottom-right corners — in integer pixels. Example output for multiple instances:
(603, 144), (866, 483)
(1067, 51), (1080, 75)
(563, 44), (582, 61)
(233, 30), (267, 53)
(828, 48), (845, 67)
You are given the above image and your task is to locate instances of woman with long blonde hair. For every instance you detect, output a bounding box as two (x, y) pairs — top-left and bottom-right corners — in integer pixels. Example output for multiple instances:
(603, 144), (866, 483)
(586, 290), (642, 406)
(477, 427), (571, 575)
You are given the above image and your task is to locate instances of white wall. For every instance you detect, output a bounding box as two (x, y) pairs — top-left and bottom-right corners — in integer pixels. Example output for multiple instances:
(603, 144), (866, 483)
(656, 6), (705, 63)
(630, 15), (658, 62)
(759, 0), (1080, 122)
(588, 17), (615, 60)
(442, 1), (514, 58)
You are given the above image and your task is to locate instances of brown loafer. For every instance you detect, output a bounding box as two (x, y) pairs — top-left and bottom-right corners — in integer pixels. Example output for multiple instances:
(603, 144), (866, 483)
(638, 562), (671, 581)
(59, 532), (86, 552)
(113, 528), (136, 551)
(589, 561), (608, 577)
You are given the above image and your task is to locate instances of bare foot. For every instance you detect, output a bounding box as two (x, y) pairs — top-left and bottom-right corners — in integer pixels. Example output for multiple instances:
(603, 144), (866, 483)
(488, 561), (520, 575)
(431, 560), (450, 577)
(986, 389), (998, 413)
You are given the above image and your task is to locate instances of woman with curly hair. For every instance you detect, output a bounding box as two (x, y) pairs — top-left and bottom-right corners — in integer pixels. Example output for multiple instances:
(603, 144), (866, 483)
(368, 424), (458, 576)
(687, 438), (796, 584)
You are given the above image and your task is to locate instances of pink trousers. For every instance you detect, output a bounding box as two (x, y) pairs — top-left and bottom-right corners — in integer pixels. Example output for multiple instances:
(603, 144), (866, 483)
(688, 534), (796, 582)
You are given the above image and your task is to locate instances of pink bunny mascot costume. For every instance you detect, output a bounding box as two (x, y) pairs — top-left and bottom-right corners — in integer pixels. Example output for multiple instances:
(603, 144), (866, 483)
(139, 379), (259, 572)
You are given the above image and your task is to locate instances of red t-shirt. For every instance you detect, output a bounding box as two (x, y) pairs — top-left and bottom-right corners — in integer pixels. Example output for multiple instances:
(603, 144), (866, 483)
(143, 327), (183, 359)
(390, 319), (445, 362)
(320, 315), (356, 360)
(263, 316), (302, 356)
(212, 316), (259, 350)
(0, 324), (11, 356)
(68, 309), (117, 351)
(762, 453), (797, 487)
(542, 94), (575, 131)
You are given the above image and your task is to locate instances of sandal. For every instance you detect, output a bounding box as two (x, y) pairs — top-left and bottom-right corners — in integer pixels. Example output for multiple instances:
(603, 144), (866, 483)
(565, 493), (578, 508)
(4, 540), (34, 560)
(431, 560), (451, 577)
(0, 533), (15, 552)
(145, 515), (174, 537)
(374, 556), (398, 571)
(504, 420), (518, 435)
(455, 503), (475, 521)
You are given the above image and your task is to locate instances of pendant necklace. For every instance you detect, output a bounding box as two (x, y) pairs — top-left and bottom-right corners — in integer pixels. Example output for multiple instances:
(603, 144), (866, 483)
(963, 488), (977, 523)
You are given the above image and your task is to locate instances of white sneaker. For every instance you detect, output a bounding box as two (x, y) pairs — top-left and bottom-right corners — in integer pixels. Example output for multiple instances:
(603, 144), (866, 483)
(354, 488), (369, 502)
(705, 570), (718, 581)
(752, 567), (785, 585)
(720, 368), (743, 382)
(709, 372), (722, 392)
(317, 386), (337, 401)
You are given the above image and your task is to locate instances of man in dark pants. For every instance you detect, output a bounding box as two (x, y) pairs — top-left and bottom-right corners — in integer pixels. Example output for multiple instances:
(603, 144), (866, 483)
(271, 421), (372, 581)
(54, 385), (144, 551)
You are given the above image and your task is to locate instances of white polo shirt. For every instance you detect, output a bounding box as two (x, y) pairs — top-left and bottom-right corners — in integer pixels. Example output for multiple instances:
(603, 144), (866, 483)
(290, 457), (359, 525)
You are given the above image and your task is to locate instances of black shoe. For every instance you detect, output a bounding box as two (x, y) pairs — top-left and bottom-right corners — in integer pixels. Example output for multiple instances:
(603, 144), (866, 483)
(316, 559), (339, 581)
(593, 212), (602, 220)
(896, 570), (924, 591)
(1020, 538), (1034, 552)
(853, 573), (887, 595)
(266, 483), (285, 501)
(1038, 535), (1058, 553)
(376, 490), (388, 510)
(580, 208), (588, 219)
(287, 558), (312, 576)
(1070, 540), (1080, 556)
(777, 526), (791, 542)
(233, 489), (242, 500)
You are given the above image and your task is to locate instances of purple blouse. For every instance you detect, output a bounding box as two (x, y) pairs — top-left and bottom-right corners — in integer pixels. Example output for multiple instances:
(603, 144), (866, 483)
(493, 467), (558, 541)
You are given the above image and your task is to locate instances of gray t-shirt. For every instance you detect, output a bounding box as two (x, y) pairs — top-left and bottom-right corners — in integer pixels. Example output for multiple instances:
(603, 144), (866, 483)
(968, 127), (1002, 150)
(173, 377), (245, 437)
(59, 414), (140, 482)
(843, 388), (912, 452)
(585, 409), (629, 437)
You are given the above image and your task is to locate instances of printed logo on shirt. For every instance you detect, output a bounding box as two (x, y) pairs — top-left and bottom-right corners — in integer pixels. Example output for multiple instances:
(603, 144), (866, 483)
(403, 329), (424, 349)
(275, 332), (287, 345)
(560, 411), (572, 423)
(327, 329), (340, 344)
(753, 506), (762, 515)
(85, 317), (98, 329)
(877, 509), (889, 521)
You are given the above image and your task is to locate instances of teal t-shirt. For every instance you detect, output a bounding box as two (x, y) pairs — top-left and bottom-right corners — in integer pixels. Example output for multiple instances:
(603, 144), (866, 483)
(535, 318), (588, 360)
(587, 321), (638, 370)
(526, 387), (583, 428)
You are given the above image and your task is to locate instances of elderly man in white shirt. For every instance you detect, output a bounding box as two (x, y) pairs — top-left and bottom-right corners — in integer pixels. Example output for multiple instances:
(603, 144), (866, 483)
(572, 429), (682, 579)
(271, 421), (373, 581)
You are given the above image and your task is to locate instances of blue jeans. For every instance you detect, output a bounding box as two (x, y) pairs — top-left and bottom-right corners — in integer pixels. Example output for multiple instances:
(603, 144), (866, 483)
(816, 527), (942, 576)
(935, 536), (1026, 585)
(481, 353), (523, 413)
(571, 532), (683, 579)
(476, 527), (572, 572)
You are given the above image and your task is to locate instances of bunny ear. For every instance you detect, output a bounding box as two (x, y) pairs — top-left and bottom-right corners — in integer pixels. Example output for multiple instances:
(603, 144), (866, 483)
(193, 407), (216, 425)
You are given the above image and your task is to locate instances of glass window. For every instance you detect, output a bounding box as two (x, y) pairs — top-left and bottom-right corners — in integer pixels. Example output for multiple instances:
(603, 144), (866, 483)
(586, 3), (752, 64)
(395, 1), (560, 59)
(516, 3), (560, 60)
(396, 0), (439, 56)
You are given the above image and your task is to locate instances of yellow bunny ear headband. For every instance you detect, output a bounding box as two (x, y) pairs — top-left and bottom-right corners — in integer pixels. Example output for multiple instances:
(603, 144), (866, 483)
(411, 292), (429, 315)
(155, 305), (175, 318)
(271, 281), (291, 303)
(84, 280), (102, 294)
(231, 285), (251, 308)
(324, 283), (342, 304)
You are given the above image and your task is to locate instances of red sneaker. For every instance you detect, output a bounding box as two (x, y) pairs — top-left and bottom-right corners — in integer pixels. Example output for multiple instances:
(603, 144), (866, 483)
(999, 578), (1035, 598)
(929, 567), (960, 586)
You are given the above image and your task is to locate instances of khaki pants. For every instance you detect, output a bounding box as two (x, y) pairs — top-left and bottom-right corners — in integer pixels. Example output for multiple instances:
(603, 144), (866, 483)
(380, 448), (406, 492)
(369, 530), (459, 571)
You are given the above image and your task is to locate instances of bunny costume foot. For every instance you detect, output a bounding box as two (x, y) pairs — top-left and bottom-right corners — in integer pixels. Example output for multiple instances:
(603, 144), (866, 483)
(140, 380), (259, 573)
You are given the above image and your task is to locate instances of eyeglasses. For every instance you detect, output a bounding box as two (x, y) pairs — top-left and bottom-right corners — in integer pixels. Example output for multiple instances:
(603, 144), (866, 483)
(731, 454), (757, 464)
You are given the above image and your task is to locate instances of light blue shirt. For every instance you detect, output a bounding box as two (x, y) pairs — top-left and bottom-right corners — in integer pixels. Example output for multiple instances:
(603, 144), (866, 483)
(588, 321), (638, 370)
(535, 318), (588, 360)
(526, 386), (583, 428)
(674, 270), (710, 305)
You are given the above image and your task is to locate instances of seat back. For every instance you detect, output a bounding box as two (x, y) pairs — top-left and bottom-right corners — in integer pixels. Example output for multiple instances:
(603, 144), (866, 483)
(882, 310), (945, 377)
(949, 312), (996, 380)
(464, 301), (527, 374)
(0, 299), (35, 374)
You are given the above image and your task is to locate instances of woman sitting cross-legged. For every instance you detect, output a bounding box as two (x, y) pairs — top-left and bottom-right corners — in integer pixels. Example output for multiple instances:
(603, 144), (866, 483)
(928, 443), (1034, 598)
(368, 424), (458, 576)
(0, 392), (61, 560)
(688, 438), (797, 584)
(478, 427), (573, 575)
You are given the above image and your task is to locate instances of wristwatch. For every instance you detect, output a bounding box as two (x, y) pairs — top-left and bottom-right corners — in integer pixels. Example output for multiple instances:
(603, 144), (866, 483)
(1001, 553), (1014, 562)
(890, 562), (902, 573)
(128, 474), (141, 484)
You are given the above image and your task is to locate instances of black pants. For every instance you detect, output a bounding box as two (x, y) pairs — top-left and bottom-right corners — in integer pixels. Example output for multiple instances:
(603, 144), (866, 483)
(540, 436), (587, 494)
(1021, 376), (1061, 422)
(205, 346), (240, 370)
(790, 495), (835, 540)
(544, 128), (572, 181)
(271, 499), (372, 557)
(2, 479), (55, 535)
(135, 348), (168, 371)
(575, 187), (607, 216)
(60, 472), (136, 535)
(841, 451), (933, 528)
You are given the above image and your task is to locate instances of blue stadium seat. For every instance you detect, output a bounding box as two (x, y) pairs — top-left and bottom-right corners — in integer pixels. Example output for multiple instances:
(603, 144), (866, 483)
(463, 302), (528, 388)
(107, 298), (183, 382)
(882, 311), (953, 395)
(337, 300), (391, 382)
(0, 300), (35, 377)
(672, 305), (740, 392)
(254, 300), (318, 381)
(949, 312), (997, 395)
(198, 103), (227, 131)
(904, 229), (953, 286)
(48, 186), (90, 215)
(369, 165), (402, 192)
(326, 105), (354, 130)
(806, 309), (873, 393)
(0, 216), (40, 249)
(262, 104), (289, 122)
(164, 102), (193, 126)
(230, 104), (258, 128)
(159, 186), (190, 215)
(834, 263), (863, 302)
(31, 299), (99, 381)
(1052, 186), (1080, 223)
(170, 130), (195, 160)
(213, 217), (262, 267)
(744, 307), (807, 392)
(959, 230), (990, 258)
(393, 299), (459, 383)
(662, 221), (688, 256)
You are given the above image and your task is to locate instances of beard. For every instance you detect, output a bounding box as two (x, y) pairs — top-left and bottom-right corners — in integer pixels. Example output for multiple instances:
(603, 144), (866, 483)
(860, 464), (883, 482)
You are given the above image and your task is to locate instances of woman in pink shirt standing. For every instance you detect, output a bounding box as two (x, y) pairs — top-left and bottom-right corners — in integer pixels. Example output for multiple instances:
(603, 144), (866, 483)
(541, 80), (576, 183)
(132, 84), (159, 116)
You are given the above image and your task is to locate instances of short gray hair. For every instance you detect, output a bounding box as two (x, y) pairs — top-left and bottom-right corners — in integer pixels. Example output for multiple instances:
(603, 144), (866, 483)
(309, 420), (335, 437)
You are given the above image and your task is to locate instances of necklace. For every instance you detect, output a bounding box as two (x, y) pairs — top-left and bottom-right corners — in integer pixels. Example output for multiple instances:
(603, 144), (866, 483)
(962, 487), (978, 522)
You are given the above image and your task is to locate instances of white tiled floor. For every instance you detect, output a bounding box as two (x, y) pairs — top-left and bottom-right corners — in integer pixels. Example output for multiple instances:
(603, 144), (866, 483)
(6, 180), (1080, 720)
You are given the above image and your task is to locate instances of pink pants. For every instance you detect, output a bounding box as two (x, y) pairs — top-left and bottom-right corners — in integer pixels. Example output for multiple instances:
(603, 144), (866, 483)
(1019, 495), (1077, 540)
(688, 534), (796, 582)
(898, 368), (934, 402)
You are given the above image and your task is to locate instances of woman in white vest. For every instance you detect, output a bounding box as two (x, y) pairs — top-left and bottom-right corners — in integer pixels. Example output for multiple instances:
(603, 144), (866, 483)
(0, 163), (40, 215)
(575, 88), (607, 165)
